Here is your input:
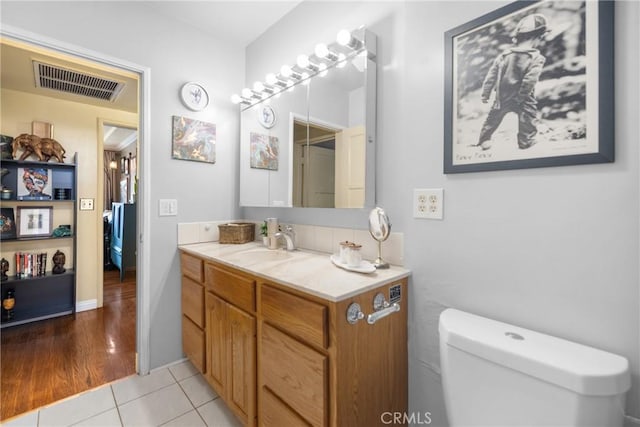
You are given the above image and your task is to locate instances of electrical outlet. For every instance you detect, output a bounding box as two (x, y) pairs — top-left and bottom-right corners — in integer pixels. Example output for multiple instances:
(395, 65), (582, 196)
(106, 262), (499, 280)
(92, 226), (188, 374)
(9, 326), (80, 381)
(413, 188), (443, 219)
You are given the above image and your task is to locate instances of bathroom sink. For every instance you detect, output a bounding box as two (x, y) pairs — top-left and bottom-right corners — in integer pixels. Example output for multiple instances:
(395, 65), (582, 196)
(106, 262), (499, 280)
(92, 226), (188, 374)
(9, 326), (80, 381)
(228, 247), (295, 264)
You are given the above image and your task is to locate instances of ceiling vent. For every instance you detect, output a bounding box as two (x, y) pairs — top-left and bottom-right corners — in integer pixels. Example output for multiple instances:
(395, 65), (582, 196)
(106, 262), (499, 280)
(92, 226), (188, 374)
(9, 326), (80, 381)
(33, 61), (124, 102)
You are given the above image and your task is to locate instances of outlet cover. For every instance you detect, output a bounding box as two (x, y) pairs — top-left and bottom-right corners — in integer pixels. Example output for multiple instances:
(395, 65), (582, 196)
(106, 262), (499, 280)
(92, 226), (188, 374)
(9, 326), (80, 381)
(79, 198), (94, 211)
(413, 188), (443, 219)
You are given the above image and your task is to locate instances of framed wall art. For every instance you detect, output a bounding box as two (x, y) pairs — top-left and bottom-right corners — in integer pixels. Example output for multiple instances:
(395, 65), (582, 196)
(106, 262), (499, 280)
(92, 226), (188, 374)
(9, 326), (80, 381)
(0, 207), (17, 239)
(250, 132), (279, 170)
(17, 167), (52, 200)
(444, 0), (614, 173)
(172, 116), (216, 164)
(17, 206), (53, 238)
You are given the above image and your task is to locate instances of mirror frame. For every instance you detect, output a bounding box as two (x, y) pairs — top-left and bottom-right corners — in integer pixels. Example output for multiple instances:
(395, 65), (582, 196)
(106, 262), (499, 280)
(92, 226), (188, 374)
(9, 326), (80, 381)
(239, 27), (377, 209)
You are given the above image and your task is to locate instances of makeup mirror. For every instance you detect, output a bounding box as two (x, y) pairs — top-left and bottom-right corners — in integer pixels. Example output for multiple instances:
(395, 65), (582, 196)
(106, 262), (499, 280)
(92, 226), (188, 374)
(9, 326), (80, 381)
(368, 206), (390, 269)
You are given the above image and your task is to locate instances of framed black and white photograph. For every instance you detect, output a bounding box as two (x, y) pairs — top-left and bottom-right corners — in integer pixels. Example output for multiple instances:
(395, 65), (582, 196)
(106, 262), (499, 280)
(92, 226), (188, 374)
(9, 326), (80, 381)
(16, 206), (53, 238)
(444, 0), (614, 173)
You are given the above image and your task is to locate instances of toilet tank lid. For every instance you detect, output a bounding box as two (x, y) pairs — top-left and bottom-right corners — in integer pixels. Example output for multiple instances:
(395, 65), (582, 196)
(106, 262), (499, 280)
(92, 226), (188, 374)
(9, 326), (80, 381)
(439, 309), (630, 396)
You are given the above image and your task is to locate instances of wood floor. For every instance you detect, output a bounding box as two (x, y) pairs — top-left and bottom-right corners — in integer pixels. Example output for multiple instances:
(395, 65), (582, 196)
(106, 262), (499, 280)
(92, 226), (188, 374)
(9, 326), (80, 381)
(0, 269), (136, 421)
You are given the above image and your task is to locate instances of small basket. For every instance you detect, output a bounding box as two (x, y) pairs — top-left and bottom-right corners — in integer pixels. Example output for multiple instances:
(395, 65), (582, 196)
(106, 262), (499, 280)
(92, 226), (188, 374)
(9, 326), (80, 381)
(218, 222), (255, 244)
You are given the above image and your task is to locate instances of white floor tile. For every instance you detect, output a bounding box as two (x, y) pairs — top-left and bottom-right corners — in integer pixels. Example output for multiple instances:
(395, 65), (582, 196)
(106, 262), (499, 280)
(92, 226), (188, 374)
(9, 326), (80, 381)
(111, 368), (175, 405)
(161, 410), (206, 427)
(1, 410), (38, 427)
(168, 360), (198, 382)
(179, 374), (218, 407)
(196, 399), (242, 427)
(71, 408), (121, 427)
(118, 383), (193, 427)
(39, 385), (115, 427)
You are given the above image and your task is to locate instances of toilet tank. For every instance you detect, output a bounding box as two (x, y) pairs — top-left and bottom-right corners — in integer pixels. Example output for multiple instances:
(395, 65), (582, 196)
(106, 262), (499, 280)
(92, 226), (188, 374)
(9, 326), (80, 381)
(439, 309), (630, 427)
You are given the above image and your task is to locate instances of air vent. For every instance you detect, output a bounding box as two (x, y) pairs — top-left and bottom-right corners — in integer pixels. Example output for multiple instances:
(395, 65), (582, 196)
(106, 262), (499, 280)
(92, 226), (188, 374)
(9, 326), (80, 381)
(33, 61), (124, 101)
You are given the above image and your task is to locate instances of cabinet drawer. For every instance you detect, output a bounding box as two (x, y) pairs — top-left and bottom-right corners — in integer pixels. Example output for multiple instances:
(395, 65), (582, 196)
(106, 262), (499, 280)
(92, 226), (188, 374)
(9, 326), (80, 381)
(182, 276), (204, 328)
(181, 252), (203, 283)
(260, 387), (311, 427)
(205, 263), (255, 313)
(261, 323), (327, 427)
(261, 285), (328, 349)
(182, 315), (205, 374)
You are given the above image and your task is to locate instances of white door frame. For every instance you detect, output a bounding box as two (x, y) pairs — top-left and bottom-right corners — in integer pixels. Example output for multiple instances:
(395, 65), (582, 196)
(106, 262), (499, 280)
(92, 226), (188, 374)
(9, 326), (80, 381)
(1, 25), (152, 375)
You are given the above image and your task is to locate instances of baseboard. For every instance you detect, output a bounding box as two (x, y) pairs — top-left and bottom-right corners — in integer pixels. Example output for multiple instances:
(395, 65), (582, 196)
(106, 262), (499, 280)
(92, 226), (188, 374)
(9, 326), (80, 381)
(76, 299), (97, 312)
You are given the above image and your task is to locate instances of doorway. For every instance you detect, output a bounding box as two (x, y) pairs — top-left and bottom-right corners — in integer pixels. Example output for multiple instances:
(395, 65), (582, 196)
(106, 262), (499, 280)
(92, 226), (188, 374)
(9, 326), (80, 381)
(0, 27), (150, 420)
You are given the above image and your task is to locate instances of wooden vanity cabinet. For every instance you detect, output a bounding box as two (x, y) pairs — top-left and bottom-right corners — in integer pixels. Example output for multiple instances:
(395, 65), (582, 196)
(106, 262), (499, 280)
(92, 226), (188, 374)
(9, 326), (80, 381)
(181, 252), (408, 427)
(258, 280), (408, 427)
(204, 262), (257, 426)
(180, 253), (205, 373)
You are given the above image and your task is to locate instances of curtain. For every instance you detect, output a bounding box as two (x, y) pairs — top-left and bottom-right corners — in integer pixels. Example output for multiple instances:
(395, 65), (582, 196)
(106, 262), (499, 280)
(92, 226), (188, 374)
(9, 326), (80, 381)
(104, 151), (118, 211)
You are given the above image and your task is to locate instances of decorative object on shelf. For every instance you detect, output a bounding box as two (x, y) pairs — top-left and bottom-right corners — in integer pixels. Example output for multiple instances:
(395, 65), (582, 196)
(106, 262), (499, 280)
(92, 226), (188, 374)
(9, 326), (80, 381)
(368, 207), (391, 269)
(2, 288), (15, 320)
(0, 208), (17, 239)
(257, 105), (276, 129)
(16, 206), (53, 238)
(17, 167), (52, 200)
(52, 224), (72, 238)
(52, 250), (66, 274)
(0, 135), (13, 159)
(1, 168), (12, 200)
(12, 133), (66, 163)
(444, 1), (614, 173)
(171, 116), (216, 164)
(250, 132), (279, 170)
(32, 121), (54, 139)
(180, 82), (209, 111)
(53, 187), (71, 200)
(1, 258), (9, 281)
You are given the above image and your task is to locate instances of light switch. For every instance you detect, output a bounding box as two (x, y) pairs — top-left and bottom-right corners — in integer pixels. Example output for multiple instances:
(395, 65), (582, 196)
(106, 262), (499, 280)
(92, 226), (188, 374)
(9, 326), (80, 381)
(159, 199), (178, 216)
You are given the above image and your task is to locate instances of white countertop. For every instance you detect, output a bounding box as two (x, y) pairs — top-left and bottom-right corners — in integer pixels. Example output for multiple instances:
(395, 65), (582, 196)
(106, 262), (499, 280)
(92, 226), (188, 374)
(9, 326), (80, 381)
(179, 242), (410, 302)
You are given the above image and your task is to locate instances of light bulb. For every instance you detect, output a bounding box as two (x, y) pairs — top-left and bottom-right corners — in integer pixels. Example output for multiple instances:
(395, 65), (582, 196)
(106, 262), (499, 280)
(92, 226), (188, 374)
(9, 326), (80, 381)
(241, 88), (252, 98)
(281, 65), (293, 77)
(230, 94), (242, 104)
(315, 43), (329, 58)
(253, 81), (265, 92)
(337, 29), (352, 46)
(301, 72), (310, 85)
(297, 54), (310, 69)
(265, 73), (278, 85)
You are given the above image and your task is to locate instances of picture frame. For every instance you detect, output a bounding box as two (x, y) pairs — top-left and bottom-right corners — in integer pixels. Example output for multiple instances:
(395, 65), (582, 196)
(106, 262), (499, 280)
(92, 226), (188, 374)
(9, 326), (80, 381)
(0, 207), (17, 239)
(172, 116), (216, 164)
(17, 167), (52, 200)
(444, 0), (614, 173)
(250, 132), (279, 170)
(16, 206), (53, 238)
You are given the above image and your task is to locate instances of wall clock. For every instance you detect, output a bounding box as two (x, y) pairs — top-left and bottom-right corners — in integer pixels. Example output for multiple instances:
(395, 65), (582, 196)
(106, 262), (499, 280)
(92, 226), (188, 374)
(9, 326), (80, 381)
(257, 105), (276, 129)
(180, 82), (209, 111)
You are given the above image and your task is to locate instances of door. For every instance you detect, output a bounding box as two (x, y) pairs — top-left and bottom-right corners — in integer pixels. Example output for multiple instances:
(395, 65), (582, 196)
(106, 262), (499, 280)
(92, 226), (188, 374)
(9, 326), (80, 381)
(335, 125), (365, 208)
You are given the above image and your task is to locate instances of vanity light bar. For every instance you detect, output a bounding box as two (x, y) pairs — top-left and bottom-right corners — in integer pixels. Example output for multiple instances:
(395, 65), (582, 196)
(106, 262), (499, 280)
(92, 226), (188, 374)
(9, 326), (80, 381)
(230, 26), (375, 106)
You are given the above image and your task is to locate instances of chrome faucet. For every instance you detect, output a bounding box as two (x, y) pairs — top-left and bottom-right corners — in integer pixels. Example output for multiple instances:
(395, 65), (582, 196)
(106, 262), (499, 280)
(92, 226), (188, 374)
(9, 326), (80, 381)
(274, 225), (296, 251)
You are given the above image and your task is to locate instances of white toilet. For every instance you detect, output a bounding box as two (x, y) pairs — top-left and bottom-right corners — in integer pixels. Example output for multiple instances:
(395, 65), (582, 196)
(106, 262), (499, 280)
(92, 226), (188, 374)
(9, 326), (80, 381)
(439, 308), (630, 427)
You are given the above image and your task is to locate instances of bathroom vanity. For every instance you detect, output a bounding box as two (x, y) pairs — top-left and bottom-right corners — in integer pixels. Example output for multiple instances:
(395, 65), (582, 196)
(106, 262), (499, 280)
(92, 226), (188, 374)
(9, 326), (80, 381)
(179, 242), (410, 427)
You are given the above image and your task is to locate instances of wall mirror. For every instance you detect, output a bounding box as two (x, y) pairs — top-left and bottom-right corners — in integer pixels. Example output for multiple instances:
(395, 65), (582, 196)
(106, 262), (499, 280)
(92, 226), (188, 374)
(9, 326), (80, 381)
(238, 27), (377, 209)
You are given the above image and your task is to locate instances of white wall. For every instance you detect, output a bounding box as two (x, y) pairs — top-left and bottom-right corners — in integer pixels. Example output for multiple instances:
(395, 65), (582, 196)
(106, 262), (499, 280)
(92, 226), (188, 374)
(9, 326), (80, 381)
(1, 1), (244, 369)
(242, 1), (640, 425)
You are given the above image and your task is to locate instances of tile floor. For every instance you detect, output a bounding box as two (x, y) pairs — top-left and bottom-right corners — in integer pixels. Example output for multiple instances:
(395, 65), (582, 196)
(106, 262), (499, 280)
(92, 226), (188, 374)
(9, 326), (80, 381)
(3, 360), (242, 427)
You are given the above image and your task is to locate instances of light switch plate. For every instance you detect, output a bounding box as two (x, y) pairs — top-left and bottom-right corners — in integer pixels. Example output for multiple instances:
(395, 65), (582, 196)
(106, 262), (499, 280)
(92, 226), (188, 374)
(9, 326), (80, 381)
(79, 198), (94, 211)
(159, 199), (178, 216)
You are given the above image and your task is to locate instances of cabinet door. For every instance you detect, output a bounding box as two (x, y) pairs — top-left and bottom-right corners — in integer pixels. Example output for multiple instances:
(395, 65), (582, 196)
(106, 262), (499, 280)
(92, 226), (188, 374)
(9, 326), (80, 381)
(227, 304), (256, 425)
(205, 292), (227, 395)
